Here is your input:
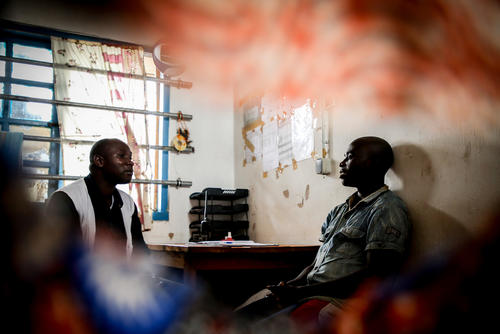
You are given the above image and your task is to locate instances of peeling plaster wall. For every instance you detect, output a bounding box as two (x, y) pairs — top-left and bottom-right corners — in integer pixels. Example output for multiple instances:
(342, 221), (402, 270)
(143, 74), (236, 244)
(234, 105), (500, 264)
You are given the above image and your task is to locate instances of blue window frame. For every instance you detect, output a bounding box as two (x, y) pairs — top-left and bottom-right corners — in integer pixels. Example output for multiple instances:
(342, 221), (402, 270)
(153, 85), (170, 221)
(1, 22), (171, 219)
(0, 31), (60, 200)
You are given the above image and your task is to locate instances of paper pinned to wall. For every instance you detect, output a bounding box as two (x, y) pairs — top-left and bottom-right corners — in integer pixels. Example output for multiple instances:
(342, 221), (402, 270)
(244, 105), (261, 127)
(278, 117), (293, 166)
(244, 128), (263, 162)
(239, 90), (317, 173)
(261, 93), (282, 123)
(292, 100), (314, 162)
(262, 120), (279, 171)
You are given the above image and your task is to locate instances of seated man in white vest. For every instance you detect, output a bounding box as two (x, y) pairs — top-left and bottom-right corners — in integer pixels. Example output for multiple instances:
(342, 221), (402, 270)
(45, 138), (147, 258)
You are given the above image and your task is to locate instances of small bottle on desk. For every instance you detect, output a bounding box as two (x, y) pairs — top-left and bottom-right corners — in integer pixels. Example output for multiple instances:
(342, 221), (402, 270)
(224, 232), (234, 241)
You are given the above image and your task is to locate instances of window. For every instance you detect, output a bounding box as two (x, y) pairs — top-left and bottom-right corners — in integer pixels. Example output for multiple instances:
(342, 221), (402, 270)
(0, 33), (59, 202)
(0, 23), (186, 225)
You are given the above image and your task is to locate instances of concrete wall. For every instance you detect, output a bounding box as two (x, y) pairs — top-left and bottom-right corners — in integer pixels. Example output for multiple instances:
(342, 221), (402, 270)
(234, 104), (500, 265)
(144, 75), (235, 244)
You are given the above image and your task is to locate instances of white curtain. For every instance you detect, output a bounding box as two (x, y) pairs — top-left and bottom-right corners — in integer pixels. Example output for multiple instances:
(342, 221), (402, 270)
(51, 37), (155, 230)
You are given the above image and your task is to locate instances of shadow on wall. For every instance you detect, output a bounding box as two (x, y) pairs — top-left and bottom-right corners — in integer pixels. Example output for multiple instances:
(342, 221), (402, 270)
(391, 144), (469, 266)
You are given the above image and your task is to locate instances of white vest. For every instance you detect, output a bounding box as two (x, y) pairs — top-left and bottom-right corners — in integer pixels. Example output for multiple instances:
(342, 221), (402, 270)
(56, 178), (135, 258)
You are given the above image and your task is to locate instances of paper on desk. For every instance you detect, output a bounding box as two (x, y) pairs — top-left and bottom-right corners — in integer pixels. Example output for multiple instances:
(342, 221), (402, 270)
(192, 240), (279, 247)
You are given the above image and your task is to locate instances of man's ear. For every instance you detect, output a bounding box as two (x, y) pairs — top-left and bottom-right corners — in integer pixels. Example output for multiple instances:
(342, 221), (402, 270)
(369, 156), (383, 171)
(93, 154), (105, 168)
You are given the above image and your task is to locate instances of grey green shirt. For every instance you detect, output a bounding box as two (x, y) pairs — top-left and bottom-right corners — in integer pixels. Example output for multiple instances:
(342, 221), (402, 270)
(307, 186), (410, 284)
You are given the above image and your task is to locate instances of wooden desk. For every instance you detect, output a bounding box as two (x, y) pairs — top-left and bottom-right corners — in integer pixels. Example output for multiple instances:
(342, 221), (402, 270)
(148, 243), (319, 284)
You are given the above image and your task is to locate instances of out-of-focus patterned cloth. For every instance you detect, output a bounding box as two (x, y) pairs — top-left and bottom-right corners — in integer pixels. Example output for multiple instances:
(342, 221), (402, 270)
(327, 208), (500, 334)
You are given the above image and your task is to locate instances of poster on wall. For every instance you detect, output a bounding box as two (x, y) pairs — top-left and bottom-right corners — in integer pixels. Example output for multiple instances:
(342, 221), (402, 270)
(292, 100), (314, 162)
(262, 120), (279, 172)
(261, 93), (282, 123)
(244, 128), (263, 162)
(278, 117), (293, 166)
(239, 93), (264, 165)
(238, 89), (317, 173)
(244, 104), (260, 127)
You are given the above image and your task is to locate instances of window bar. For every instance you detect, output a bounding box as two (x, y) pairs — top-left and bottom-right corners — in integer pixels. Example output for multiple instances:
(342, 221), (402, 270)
(48, 56), (61, 194)
(21, 134), (194, 153)
(1, 42), (13, 132)
(0, 55), (192, 89)
(0, 94), (193, 120)
(153, 68), (161, 211)
(23, 174), (192, 188)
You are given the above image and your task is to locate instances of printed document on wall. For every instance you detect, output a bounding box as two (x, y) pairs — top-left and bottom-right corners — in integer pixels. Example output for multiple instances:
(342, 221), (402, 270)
(261, 93), (281, 123)
(292, 101), (314, 162)
(262, 120), (279, 171)
(244, 129), (263, 162)
(244, 105), (260, 127)
(278, 117), (293, 166)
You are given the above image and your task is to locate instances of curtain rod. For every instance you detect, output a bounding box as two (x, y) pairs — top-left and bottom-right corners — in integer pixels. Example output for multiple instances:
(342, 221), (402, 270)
(23, 174), (192, 188)
(0, 55), (192, 89)
(0, 94), (193, 120)
(22, 135), (194, 153)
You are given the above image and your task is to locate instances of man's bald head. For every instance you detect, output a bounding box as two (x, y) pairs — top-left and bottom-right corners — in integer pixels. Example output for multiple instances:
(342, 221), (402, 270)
(88, 138), (134, 185)
(89, 138), (131, 168)
(350, 136), (394, 174)
(339, 136), (394, 188)
(90, 139), (120, 167)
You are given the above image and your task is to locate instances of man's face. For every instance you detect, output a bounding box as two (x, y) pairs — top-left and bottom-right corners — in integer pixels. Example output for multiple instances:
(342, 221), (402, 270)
(339, 141), (372, 187)
(100, 141), (134, 184)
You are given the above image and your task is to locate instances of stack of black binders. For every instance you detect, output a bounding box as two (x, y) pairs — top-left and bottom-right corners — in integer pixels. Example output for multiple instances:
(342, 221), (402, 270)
(189, 187), (249, 242)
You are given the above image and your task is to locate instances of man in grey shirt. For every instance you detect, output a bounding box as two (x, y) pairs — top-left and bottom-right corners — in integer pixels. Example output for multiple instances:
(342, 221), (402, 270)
(236, 136), (411, 321)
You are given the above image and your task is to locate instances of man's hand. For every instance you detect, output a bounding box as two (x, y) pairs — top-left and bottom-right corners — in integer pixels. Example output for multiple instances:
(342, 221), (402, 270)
(267, 281), (306, 304)
(266, 280), (286, 291)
